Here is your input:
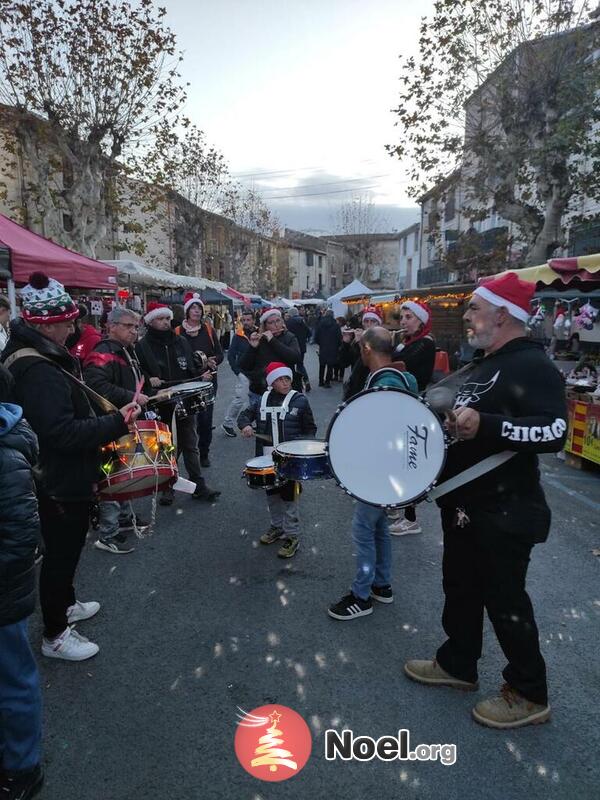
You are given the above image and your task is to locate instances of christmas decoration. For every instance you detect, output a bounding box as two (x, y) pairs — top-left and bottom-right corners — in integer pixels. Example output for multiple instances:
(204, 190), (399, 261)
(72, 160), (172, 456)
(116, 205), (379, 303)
(574, 302), (599, 331)
(250, 711), (297, 773)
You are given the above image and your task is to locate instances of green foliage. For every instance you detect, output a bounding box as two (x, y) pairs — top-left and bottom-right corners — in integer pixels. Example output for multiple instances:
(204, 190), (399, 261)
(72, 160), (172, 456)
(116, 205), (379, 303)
(388, 0), (600, 263)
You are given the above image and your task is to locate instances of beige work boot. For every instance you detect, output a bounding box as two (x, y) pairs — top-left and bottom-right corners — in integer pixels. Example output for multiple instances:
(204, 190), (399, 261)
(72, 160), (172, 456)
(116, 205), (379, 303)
(404, 659), (479, 691)
(472, 684), (551, 729)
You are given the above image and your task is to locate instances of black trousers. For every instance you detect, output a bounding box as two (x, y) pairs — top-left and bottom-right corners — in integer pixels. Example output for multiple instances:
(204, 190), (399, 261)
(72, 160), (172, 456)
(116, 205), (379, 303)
(196, 402), (215, 458)
(38, 495), (91, 639)
(318, 364), (333, 385)
(435, 506), (548, 705)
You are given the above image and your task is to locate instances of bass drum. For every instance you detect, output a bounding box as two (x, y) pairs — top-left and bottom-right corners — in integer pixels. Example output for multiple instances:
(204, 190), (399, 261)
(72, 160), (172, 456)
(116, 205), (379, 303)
(326, 387), (446, 508)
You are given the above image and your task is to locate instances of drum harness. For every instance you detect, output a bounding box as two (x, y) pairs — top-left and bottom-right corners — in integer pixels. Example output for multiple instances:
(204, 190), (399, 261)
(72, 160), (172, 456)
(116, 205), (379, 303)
(259, 388), (297, 450)
(4, 348), (174, 535)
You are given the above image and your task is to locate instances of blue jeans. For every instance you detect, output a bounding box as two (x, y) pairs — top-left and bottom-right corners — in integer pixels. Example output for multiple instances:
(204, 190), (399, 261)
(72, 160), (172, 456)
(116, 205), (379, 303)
(98, 501), (133, 541)
(351, 502), (392, 600)
(0, 620), (42, 772)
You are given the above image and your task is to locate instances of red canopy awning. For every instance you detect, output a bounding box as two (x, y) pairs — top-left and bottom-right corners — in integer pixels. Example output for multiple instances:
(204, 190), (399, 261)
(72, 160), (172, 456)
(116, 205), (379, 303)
(0, 214), (118, 290)
(222, 286), (251, 304)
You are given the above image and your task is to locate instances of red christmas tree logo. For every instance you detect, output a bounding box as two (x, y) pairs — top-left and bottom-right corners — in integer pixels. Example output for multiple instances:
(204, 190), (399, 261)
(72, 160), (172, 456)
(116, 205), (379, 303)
(234, 705), (312, 782)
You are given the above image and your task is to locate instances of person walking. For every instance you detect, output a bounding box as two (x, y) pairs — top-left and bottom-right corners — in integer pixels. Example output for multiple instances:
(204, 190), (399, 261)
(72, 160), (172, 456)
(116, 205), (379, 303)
(314, 309), (342, 388)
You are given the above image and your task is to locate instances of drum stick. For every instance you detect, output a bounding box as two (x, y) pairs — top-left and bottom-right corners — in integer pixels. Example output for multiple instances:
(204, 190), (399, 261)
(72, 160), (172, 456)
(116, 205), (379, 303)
(126, 378), (145, 424)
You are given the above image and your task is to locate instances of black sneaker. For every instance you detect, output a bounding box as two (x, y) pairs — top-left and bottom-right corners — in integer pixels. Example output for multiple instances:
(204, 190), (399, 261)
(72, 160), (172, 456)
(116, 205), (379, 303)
(94, 534), (135, 554)
(119, 515), (149, 534)
(1, 764), (44, 800)
(200, 456), (211, 468)
(159, 491), (174, 506)
(328, 592), (373, 620)
(221, 424), (237, 438)
(304, 382), (312, 393)
(192, 486), (221, 502)
(370, 584), (394, 604)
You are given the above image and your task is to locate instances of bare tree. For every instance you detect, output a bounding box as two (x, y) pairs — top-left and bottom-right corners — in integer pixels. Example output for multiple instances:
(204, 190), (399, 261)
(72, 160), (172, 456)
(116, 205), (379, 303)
(331, 193), (391, 281)
(0, 0), (186, 256)
(388, 0), (600, 265)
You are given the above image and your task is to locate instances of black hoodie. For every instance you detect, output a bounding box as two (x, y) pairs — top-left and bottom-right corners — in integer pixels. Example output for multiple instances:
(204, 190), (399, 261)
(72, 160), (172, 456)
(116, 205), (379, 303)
(2, 319), (128, 501)
(438, 337), (567, 510)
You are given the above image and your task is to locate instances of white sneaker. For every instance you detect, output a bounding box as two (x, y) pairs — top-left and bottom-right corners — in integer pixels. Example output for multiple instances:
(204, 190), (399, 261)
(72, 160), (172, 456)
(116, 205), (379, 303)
(42, 627), (99, 661)
(67, 600), (100, 624)
(389, 519), (422, 536)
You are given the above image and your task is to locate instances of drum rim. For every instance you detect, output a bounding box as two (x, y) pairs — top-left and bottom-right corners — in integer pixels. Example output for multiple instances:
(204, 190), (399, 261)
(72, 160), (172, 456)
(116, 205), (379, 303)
(324, 385), (447, 508)
(273, 439), (327, 458)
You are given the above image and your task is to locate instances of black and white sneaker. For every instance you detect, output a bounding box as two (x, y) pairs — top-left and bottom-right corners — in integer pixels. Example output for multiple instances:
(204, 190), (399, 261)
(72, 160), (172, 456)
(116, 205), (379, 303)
(370, 584), (394, 604)
(328, 592), (373, 621)
(119, 515), (149, 534)
(221, 424), (237, 438)
(94, 534), (135, 554)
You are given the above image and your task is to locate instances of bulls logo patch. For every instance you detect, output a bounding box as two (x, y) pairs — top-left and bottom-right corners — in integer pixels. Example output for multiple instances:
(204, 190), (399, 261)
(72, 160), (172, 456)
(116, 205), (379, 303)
(455, 371), (499, 408)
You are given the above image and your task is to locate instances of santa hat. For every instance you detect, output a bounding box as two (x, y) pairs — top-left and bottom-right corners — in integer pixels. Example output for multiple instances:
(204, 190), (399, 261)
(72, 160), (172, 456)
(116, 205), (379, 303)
(362, 306), (382, 324)
(474, 272), (535, 323)
(265, 361), (292, 386)
(401, 300), (430, 326)
(20, 272), (79, 324)
(144, 301), (173, 325)
(260, 307), (282, 325)
(184, 292), (204, 316)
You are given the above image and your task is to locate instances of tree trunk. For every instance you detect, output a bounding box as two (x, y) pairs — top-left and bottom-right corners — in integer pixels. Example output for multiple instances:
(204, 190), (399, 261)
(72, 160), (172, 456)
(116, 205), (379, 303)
(525, 189), (569, 266)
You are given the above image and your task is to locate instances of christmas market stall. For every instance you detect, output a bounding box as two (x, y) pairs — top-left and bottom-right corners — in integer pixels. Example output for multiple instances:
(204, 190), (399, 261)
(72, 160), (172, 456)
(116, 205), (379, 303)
(0, 213), (118, 315)
(495, 255), (600, 467)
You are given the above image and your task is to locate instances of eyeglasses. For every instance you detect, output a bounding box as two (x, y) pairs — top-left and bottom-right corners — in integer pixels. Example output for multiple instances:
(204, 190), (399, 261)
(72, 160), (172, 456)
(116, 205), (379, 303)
(117, 323), (139, 330)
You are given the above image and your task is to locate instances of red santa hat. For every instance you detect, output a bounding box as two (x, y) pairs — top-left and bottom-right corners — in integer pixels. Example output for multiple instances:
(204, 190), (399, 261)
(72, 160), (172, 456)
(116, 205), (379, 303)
(265, 361), (293, 386)
(401, 300), (430, 326)
(184, 292), (204, 316)
(144, 301), (173, 325)
(260, 307), (282, 325)
(474, 272), (535, 323)
(362, 306), (382, 324)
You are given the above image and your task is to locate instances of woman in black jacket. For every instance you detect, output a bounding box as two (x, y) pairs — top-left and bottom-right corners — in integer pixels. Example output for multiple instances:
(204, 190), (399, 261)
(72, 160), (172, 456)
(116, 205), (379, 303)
(239, 309), (301, 397)
(0, 365), (44, 798)
(314, 310), (342, 388)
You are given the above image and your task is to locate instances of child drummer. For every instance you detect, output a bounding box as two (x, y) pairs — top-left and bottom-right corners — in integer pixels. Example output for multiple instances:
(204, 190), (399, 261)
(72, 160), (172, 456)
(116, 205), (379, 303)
(238, 361), (316, 558)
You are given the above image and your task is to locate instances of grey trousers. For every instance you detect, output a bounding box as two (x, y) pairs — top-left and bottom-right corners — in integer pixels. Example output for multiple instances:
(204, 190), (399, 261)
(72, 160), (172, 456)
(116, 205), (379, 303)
(266, 491), (300, 537)
(223, 372), (250, 428)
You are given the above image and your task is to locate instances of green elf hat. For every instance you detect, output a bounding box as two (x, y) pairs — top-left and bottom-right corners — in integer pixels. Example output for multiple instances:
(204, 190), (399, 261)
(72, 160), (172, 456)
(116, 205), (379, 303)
(20, 272), (79, 324)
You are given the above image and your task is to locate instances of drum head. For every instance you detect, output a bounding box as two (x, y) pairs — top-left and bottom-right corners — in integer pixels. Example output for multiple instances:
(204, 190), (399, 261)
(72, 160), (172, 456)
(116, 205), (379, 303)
(169, 381), (212, 396)
(247, 455), (274, 469)
(326, 388), (446, 507)
(275, 440), (326, 456)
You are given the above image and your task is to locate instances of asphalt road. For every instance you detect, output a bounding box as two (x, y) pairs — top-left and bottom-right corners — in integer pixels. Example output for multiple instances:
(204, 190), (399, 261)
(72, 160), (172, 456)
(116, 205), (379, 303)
(31, 345), (600, 800)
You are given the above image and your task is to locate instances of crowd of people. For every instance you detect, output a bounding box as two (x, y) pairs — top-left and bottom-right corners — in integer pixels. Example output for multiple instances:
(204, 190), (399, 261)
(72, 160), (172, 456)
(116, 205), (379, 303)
(0, 269), (571, 798)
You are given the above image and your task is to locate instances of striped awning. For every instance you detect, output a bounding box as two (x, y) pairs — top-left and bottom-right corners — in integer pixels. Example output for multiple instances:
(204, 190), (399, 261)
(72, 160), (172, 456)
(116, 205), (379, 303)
(493, 254), (600, 286)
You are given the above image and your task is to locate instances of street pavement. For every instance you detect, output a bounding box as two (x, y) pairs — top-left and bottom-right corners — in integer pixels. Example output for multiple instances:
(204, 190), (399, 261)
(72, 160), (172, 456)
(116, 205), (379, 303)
(32, 346), (600, 800)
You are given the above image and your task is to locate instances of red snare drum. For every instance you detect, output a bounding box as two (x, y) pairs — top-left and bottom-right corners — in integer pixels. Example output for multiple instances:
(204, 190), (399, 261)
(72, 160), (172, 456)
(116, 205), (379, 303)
(97, 420), (178, 501)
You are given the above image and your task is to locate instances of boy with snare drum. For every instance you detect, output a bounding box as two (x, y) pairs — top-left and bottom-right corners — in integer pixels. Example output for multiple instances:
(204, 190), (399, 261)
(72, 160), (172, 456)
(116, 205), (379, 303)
(238, 362), (316, 558)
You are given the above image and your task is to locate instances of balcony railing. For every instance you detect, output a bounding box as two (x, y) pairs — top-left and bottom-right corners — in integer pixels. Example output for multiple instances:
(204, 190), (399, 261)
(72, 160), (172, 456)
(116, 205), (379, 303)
(417, 263), (450, 287)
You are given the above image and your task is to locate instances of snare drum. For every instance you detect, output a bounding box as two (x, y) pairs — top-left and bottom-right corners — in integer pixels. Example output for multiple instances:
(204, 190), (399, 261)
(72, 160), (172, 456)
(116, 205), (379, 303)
(273, 440), (332, 481)
(326, 387), (446, 508)
(148, 380), (214, 419)
(98, 420), (178, 501)
(243, 455), (279, 489)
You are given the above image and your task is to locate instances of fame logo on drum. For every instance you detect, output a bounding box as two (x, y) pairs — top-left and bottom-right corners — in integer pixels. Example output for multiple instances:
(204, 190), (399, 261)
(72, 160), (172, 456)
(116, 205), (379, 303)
(406, 423), (429, 469)
(234, 705), (312, 782)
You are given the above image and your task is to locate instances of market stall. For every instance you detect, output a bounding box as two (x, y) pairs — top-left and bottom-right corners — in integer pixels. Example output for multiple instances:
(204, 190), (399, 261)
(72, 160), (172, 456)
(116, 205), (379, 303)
(0, 213), (118, 314)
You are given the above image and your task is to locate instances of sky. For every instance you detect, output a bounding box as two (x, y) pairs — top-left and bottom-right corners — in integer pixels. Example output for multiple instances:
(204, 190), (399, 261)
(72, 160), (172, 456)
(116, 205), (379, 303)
(162, 0), (435, 233)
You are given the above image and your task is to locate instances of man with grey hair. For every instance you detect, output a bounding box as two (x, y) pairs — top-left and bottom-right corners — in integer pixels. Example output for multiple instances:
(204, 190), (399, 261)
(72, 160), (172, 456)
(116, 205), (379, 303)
(84, 307), (152, 553)
(405, 272), (567, 730)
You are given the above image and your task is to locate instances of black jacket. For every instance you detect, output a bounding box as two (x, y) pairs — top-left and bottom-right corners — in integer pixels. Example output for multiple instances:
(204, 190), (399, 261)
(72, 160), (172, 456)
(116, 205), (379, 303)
(177, 323), (223, 391)
(2, 319), (128, 501)
(239, 331), (301, 394)
(135, 327), (198, 384)
(314, 316), (342, 366)
(84, 339), (152, 407)
(285, 315), (311, 354)
(438, 338), (567, 522)
(393, 335), (436, 391)
(238, 389), (317, 456)
(227, 332), (251, 376)
(0, 403), (39, 626)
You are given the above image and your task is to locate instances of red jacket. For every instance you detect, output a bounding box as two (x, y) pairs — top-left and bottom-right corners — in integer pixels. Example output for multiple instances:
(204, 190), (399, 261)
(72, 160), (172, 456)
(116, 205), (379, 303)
(69, 324), (102, 362)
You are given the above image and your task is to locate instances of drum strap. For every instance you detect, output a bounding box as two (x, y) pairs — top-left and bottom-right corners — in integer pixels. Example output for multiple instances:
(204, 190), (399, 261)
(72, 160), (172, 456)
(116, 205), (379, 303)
(427, 451), (516, 501)
(259, 389), (297, 446)
(3, 348), (118, 414)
